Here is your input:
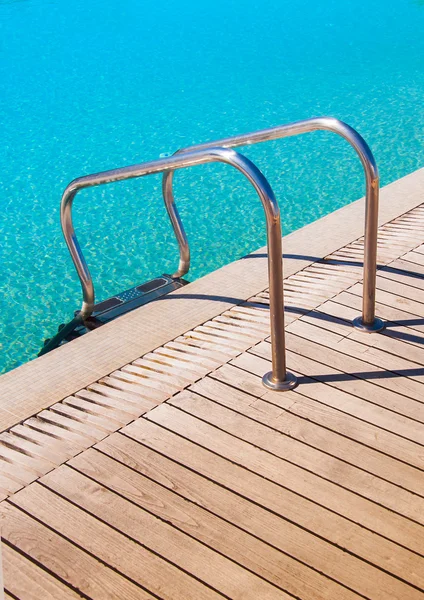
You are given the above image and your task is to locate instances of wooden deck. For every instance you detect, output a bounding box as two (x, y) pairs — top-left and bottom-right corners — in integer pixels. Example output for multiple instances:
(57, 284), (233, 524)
(1, 202), (424, 598)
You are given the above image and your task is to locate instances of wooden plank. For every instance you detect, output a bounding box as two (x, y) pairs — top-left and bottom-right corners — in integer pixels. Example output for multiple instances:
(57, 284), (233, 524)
(377, 231), (418, 242)
(75, 387), (146, 417)
(2, 543), (83, 599)
(393, 212), (424, 219)
(42, 465), (295, 600)
(250, 338), (424, 444)
(10, 484), (224, 600)
(0, 431), (67, 466)
(122, 420), (423, 599)
(296, 265), (356, 279)
(379, 213), (422, 227)
(247, 295), (272, 308)
(145, 403), (424, 555)
(199, 321), (259, 343)
(256, 291), (317, 310)
(283, 285), (330, 300)
(214, 314), (269, 334)
(67, 447), (361, 600)
(53, 401), (124, 432)
(382, 222), (424, 232)
(324, 252), (366, 264)
(234, 352), (424, 474)
(331, 250), (395, 264)
(0, 474), (21, 497)
(98, 432), (415, 600)
(375, 237), (415, 248)
(315, 300), (424, 355)
(145, 351), (210, 376)
(388, 257), (424, 276)
(154, 344), (217, 367)
(249, 294), (311, 314)
(0, 455), (40, 487)
(0, 502), (155, 600)
(127, 359), (195, 387)
(376, 274), (424, 304)
(377, 260), (424, 290)
(10, 424), (77, 461)
(99, 375), (169, 402)
(87, 381), (161, 409)
(402, 250), (424, 267)
(217, 304), (269, 332)
(376, 237), (422, 250)
(285, 292), (328, 305)
(119, 365), (181, 394)
(35, 410), (103, 442)
(286, 319), (424, 404)
(153, 345), (220, 373)
(156, 344), (221, 369)
(63, 395), (132, 425)
(284, 282), (342, 298)
(306, 264), (360, 281)
(109, 369), (177, 396)
(253, 336), (423, 442)
(309, 303), (424, 371)
(173, 335), (235, 360)
(133, 355), (203, 382)
(171, 388), (424, 523)
(24, 416), (96, 449)
(319, 259), (363, 272)
(350, 281), (424, 317)
(215, 353), (424, 480)
(0, 443), (53, 477)
(191, 325), (255, 348)
(190, 374), (424, 499)
(290, 268), (355, 283)
(377, 233), (418, 246)
(376, 229), (422, 241)
(229, 305), (271, 323)
(107, 369), (176, 397)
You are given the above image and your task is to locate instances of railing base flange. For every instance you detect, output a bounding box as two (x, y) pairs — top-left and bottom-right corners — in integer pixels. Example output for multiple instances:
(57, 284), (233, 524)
(262, 371), (298, 392)
(352, 316), (385, 333)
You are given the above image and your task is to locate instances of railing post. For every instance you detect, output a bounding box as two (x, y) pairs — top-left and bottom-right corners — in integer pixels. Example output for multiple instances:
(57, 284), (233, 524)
(352, 172), (385, 333)
(261, 213), (298, 391)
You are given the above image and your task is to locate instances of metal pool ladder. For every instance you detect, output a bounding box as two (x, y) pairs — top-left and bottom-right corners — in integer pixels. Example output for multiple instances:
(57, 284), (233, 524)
(40, 117), (384, 392)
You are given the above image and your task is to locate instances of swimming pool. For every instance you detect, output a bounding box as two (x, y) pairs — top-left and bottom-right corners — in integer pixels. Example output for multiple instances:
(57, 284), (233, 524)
(1, 0), (423, 374)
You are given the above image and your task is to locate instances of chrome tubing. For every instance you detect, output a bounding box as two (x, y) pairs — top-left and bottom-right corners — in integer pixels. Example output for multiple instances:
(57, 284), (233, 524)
(60, 147), (297, 391)
(162, 116), (384, 332)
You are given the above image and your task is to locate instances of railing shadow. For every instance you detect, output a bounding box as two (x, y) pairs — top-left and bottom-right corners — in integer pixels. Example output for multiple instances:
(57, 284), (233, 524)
(244, 253), (424, 281)
(285, 307), (424, 384)
(156, 292), (248, 306)
(296, 366), (424, 386)
(157, 289), (424, 347)
(301, 308), (424, 347)
(300, 307), (424, 344)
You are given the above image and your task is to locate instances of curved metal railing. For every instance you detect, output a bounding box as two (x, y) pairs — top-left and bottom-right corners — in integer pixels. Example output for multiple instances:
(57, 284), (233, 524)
(57, 146), (297, 391)
(162, 116), (384, 333)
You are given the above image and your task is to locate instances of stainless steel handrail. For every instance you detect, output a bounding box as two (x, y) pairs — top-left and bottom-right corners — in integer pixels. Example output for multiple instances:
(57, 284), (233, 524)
(60, 147), (297, 391)
(162, 116), (385, 333)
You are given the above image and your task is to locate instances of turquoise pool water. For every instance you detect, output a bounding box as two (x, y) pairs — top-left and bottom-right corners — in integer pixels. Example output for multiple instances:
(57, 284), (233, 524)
(1, 0), (423, 374)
